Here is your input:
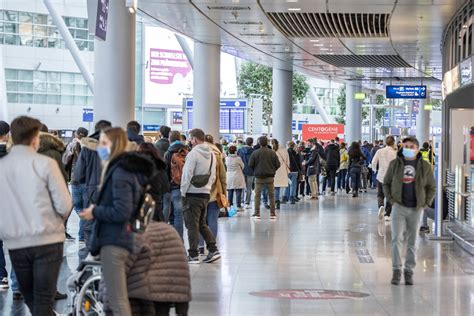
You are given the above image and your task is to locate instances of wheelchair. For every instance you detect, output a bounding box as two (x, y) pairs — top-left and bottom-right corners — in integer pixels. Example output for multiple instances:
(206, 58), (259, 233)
(67, 258), (104, 315)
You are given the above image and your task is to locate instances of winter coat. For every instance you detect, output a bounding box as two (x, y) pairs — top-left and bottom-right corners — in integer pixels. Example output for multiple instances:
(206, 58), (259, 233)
(144, 154), (170, 222)
(128, 131), (145, 146)
(0, 145), (72, 250)
(361, 146), (371, 166)
(180, 143), (216, 197)
(339, 148), (349, 170)
(274, 148), (290, 187)
(74, 131), (102, 205)
(237, 146), (255, 176)
(383, 152), (436, 209)
(38, 132), (67, 181)
(306, 147), (320, 176)
(164, 141), (187, 190)
(371, 145), (397, 183)
(287, 148), (301, 173)
(209, 143), (227, 202)
(155, 138), (170, 159)
(126, 222), (191, 303)
(325, 144), (340, 169)
(89, 152), (155, 256)
(349, 152), (365, 170)
(248, 147), (280, 178)
(225, 154), (245, 190)
(63, 138), (82, 184)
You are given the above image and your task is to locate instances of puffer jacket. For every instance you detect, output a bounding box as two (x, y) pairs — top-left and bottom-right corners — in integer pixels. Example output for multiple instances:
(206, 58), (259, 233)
(383, 152), (436, 209)
(73, 131), (102, 205)
(126, 222), (191, 303)
(38, 132), (67, 181)
(89, 152), (155, 256)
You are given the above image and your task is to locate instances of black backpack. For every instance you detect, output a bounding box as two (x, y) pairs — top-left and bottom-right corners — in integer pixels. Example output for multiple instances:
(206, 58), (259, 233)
(129, 184), (156, 233)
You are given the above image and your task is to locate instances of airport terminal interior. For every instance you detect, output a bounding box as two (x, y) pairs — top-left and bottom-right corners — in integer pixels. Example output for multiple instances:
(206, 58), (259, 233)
(0, 0), (474, 315)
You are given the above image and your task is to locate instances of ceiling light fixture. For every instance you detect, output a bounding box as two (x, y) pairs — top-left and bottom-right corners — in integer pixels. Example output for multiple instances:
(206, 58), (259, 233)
(313, 43), (324, 47)
(310, 39), (319, 42)
(320, 48), (329, 51)
(288, 8), (301, 11)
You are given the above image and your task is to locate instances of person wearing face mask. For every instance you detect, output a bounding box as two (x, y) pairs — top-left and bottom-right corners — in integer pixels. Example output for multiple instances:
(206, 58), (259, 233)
(383, 136), (436, 286)
(79, 127), (156, 316)
(371, 136), (398, 221)
(0, 116), (72, 315)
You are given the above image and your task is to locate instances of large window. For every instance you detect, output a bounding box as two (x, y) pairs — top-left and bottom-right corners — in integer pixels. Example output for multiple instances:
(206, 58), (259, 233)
(5, 69), (93, 105)
(0, 10), (94, 51)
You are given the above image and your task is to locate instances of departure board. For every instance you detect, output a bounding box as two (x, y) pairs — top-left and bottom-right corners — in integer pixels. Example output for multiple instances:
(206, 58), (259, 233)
(187, 109), (245, 133)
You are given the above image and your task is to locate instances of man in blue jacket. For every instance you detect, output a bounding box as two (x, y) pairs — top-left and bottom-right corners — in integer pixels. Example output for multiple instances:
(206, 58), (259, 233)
(238, 137), (255, 208)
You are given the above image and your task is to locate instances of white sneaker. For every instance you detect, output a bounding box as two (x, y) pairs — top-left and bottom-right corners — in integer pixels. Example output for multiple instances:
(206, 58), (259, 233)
(245, 204), (251, 209)
(378, 206), (385, 220)
(384, 215), (391, 222)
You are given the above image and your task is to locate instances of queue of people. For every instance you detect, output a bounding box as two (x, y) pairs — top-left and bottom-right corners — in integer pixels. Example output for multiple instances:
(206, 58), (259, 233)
(0, 114), (438, 314)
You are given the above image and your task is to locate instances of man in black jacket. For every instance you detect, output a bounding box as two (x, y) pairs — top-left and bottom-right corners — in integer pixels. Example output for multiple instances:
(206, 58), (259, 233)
(248, 136), (280, 220)
(155, 125), (171, 158)
(325, 139), (340, 195)
(285, 141), (301, 204)
(127, 121), (144, 145)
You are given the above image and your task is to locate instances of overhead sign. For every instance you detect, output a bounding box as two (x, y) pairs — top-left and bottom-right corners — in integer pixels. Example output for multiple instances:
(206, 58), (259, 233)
(82, 108), (93, 122)
(301, 124), (344, 141)
(185, 99), (247, 108)
(249, 289), (370, 300)
(143, 124), (160, 132)
(386, 85), (427, 99)
(95, 0), (109, 41)
(354, 92), (366, 100)
(187, 109), (245, 134)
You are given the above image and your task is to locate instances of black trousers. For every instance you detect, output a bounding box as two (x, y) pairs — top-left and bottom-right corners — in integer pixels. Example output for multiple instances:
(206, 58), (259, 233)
(327, 167), (338, 192)
(9, 243), (63, 316)
(377, 180), (392, 216)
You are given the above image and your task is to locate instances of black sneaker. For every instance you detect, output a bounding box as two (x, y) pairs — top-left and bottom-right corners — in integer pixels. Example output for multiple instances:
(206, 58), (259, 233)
(203, 250), (221, 263)
(55, 291), (67, 300)
(12, 292), (23, 300)
(404, 271), (414, 285)
(65, 232), (74, 241)
(199, 247), (205, 255)
(419, 226), (430, 234)
(0, 277), (8, 290)
(391, 270), (402, 285)
(187, 256), (200, 264)
(264, 204), (270, 210)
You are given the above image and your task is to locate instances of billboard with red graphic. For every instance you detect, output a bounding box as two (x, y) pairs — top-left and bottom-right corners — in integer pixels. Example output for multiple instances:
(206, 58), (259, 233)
(301, 124), (345, 142)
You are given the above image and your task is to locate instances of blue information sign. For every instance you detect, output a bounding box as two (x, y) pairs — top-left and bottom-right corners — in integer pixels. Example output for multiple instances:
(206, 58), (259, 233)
(82, 108), (93, 122)
(186, 99), (247, 108)
(95, 0), (109, 41)
(386, 85), (427, 99)
(143, 125), (160, 132)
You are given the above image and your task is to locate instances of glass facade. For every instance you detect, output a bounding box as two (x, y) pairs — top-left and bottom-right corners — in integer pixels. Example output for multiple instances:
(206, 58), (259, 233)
(0, 10), (93, 51)
(5, 69), (93, 106)
(294, 87), (340, 116)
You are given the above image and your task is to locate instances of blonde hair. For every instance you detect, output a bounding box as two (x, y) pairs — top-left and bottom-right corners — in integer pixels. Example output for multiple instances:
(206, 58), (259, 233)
(103, 127), (128, 160)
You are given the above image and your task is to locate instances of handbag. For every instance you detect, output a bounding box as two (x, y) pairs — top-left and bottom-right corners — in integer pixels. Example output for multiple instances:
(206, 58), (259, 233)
(191, 154), (214, 188)
(215, 156), (229, 209)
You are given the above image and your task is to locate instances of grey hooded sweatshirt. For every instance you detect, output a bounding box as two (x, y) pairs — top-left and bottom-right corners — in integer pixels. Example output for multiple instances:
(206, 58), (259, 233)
(180, 143), (216, 197)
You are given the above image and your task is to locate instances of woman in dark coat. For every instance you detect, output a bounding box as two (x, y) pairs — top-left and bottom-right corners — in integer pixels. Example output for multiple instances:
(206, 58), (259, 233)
(348, 142), (366, 198)
(80, 127), (155, 316)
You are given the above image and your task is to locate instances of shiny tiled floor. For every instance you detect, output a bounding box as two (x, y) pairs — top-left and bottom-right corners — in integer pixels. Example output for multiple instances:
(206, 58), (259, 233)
(1, 191), (474, 315)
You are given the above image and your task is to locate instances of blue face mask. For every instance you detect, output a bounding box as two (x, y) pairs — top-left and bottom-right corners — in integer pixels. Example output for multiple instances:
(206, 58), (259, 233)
(402, 147), (417, 159)
(97, 146), (110, 161)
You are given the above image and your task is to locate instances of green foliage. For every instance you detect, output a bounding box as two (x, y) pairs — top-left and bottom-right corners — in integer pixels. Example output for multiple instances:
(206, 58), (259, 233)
(237, 62), (309, 124)
(335, 85), (346, 124)
(375, 95), (386, 125)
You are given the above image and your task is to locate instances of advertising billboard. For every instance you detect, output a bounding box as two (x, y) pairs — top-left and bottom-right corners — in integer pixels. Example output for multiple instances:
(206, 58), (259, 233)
(301, 124), (345, 141)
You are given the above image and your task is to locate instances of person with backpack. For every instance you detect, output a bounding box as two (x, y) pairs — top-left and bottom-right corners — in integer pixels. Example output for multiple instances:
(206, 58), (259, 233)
(237, 137), (255, 208)
(63, 127), (88, 242)
(181, 129), (221, 264)
(163, 130), (189, 239)
(348, 142), (366, 198)
(79, 127), (156, 316)
(0, 116), (72, 315)
(337, 142), (349, 192)
(325, 139), (340, 195)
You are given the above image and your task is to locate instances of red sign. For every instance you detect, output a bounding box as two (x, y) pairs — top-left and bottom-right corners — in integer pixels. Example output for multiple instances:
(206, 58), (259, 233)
(249, 289), (370, 300)
(301, 124), (345, 142)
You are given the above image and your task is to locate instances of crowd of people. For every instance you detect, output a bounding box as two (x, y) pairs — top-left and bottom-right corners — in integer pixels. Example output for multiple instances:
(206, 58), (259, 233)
(0, 115), (437, 315)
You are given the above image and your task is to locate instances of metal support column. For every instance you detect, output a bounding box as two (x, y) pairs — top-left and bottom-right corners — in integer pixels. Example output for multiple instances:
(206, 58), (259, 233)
(416, 99), (430, 143)
(272, 65), (293, 144)
(345, 81), (362, 143)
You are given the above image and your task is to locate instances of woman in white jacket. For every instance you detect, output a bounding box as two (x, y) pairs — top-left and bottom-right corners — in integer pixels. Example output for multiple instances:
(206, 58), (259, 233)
(271, 139), (290, 210)
(225, 145), (246, 210)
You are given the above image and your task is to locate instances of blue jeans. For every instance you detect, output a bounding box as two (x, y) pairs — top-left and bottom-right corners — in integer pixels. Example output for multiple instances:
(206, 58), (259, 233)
(244, 176), (254, 205)
(337, 169), (347, 190)
(163, 189), (184, 239)
(0, 240), (6, 279)
(199, 201), (220, 249)
(391, 204), (423, 273)
(275, 187), (284, 201)
(11, 267), (19, 291)
(228, 189), (243, 208)
(284, 172), (299, 201)
(262, 185), (269, 204)
(71, 184), (85, 241)
(350, 168), (361, 193)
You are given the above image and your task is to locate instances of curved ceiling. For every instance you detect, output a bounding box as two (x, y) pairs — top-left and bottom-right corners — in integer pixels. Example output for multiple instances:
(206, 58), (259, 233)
(138, 0), (467, 87)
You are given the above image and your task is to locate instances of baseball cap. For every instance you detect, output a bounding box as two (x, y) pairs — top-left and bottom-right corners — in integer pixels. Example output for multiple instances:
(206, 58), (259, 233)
(76, 127), (89, 137)
(0, 121), (10, 136)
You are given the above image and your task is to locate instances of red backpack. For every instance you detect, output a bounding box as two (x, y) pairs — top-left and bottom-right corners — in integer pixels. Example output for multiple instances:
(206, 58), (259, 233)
(170, 148), (188, 185)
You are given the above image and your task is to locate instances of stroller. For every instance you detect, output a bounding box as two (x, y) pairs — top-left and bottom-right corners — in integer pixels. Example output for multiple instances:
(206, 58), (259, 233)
(67, 257), (103, 315)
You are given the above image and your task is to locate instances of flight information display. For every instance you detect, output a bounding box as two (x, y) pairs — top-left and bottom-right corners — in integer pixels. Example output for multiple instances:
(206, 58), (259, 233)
(187, 109), (245, 134)
(386, 85), (427, 99)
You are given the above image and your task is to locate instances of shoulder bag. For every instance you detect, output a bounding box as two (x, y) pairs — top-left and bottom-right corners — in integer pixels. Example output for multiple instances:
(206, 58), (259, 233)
(191, 153), (214, 188)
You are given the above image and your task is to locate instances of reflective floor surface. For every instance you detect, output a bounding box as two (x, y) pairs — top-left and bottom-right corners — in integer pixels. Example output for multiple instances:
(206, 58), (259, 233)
(1, 191), (473, 315)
